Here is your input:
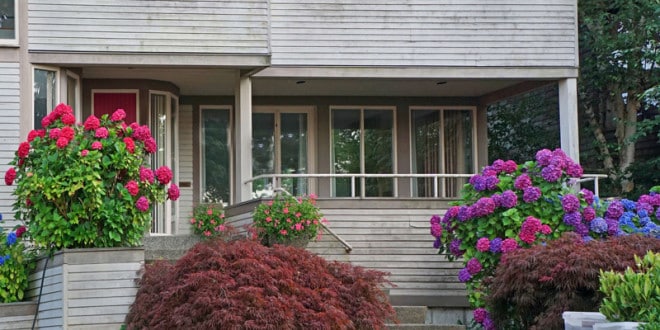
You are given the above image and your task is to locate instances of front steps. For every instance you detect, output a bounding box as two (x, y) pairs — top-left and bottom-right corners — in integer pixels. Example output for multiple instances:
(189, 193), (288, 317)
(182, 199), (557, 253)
(389, 306), (466, 330)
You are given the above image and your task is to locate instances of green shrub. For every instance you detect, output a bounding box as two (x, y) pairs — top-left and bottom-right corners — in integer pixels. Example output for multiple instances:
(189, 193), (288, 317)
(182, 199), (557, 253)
(599, 251), (660, 325)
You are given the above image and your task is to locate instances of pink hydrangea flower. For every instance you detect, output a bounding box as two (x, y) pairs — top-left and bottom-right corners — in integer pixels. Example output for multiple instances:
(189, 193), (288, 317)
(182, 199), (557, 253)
(144, 137), (157, 154)
(123, 137), (135, 153)
(60, 126), (75, 141)
(49, 128), (61, 140)
(501, 238), (519, 253)
(476, 237), (491, 252)
(5, 167), (16, 185)
(126, 180), (139, 196)
(84, 115), (100, 131)
(80, 149), (89, 157)
(110, 109), (126, 121)
(91, 141), (103, 150)
(56, 137), (70, 149)
(61, 113), (76, 125)
(155, 166), (173, 185)
(95, 127), (109, 139)
(135, 196), (149, 212)
(139, 167), (154, 183)
(17, 141), (30, 158)
(168, 184), (180, 201)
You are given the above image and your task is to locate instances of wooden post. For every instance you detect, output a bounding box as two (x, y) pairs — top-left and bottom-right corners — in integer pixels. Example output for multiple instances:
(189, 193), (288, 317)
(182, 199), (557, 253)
(558, 78), (580, 163)
(234, 73), (253, 202)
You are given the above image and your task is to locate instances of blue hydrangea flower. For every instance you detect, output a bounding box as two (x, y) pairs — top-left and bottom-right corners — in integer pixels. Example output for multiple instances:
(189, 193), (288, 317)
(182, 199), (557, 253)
(590, 217), (608, 234)
(6, 232), (17, 246)
(621, 199), (636, 211)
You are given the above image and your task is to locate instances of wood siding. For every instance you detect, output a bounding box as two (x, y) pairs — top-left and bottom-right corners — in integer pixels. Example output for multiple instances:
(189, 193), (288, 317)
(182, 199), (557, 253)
(27, 0), (269, 55)
(27, 248), (143, 329)
(270, 0), (577, 67)
(0, 63), (20, 224)
(177, 105), (194, 235)
(225, 199), (468, 306)
(0, 302), (37, 330)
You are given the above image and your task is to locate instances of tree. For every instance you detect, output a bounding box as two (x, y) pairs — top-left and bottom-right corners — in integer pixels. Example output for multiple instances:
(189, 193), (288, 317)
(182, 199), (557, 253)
(578, 0), (660, 194)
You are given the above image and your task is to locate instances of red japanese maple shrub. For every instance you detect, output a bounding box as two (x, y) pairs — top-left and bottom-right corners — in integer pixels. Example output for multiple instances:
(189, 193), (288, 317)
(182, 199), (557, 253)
(125, 239), (396, 329)
(486, 232), (660, 330)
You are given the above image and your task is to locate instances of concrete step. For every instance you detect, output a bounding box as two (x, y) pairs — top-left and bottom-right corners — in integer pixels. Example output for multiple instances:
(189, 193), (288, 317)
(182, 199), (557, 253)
(143, 235), (201, 262)
(393, 306), (427, 324)
(386, 325), (465, 330)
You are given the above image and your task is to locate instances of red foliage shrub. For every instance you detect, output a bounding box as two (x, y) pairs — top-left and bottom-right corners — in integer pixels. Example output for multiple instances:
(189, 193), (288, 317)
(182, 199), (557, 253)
(486, 232), (660, 330)
(126, 239), (396, 329)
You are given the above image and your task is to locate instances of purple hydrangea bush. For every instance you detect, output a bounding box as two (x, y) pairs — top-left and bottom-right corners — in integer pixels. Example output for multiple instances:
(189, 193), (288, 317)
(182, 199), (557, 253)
(429, 148), (660, 329)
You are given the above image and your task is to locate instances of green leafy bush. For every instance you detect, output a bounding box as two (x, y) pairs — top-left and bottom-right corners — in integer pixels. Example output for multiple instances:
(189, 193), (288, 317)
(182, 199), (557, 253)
(4, 104), (180, 252)
(252, 193), (325, 246)
(600, 251), (660, 325)
(126, 239), (396, 329)
(0, 217), (34, 303)
(189, 203), (227, 239)
(485, 232), (660, 329)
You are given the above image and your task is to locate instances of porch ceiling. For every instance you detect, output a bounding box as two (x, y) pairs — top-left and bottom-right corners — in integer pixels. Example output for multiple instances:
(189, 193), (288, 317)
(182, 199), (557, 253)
(82, 67), (524, 97)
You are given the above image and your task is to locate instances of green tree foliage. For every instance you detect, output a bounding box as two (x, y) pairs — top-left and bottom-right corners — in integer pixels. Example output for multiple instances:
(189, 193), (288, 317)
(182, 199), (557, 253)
(578, 0), (660, 194)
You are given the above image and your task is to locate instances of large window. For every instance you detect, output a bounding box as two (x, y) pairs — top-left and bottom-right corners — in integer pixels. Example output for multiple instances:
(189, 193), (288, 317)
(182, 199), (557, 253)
(0, 0), (17, 46)
(331, 107), (395, 197)
(252, 106), (312, 197)
(411, 107), (476, 198)
(33, 67), (58, 129)
(200, 106), (232, 205)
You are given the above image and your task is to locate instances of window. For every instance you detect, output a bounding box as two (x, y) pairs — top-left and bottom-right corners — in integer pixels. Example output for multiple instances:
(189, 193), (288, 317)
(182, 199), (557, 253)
(200, 106), (232, 205)
(150, 92), (178, 234)
(65, 71), (81, 121)
(331, 107), (395, 197)
(252, 106), (313, 197)
(0, 0), (17, 46)
(411, 107), (477, 198)
(33, 67), (58, 129)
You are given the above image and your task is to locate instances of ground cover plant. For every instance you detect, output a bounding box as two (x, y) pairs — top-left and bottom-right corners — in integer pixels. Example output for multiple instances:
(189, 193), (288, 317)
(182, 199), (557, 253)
(430, 148), (660, 329)
(126, 239), (396, 329)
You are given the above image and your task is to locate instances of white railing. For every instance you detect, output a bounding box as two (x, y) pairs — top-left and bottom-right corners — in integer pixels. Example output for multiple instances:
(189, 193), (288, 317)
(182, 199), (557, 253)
(245, 173), (608, 198)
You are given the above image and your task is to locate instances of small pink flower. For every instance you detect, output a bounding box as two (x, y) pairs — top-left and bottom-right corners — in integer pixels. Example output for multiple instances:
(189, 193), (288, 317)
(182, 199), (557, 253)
(135, 196), (149, 212)
(295, 223), (303, 231)
(84, 115), (100, 131)
(283, 208), (289, 214)
(95, 127), (109, 139)
(286, 218), (291, 223)
(279, 229), (288, 236)
(204, 230), (211, 237)
(190, 218), (196, 224)
(295, 212), (302, 218)
(110, 109), (126, 121)
(216, 225), (226, 232)
(80, 149), (89, 157)
(266, 217), (272, 223)
(207, 209), (213, 215)
(5, 167), (16, 185)
(126, 180), (139, 196)
(168, 184), (180, 201)
(56, 137), (70, 149)
(91, 141), (103, 150)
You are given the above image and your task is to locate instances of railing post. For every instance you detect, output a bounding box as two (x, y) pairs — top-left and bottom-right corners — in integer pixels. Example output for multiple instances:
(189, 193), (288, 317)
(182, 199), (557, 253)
(434, 176), (439, 198)
(351, 176), (356, 198)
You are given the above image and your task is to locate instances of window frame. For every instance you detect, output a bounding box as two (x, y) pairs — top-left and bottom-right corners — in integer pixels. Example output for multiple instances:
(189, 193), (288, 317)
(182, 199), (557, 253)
(329, 105), (397, 198)
(32, 65), (60, 129)
(0, 0), (18, 47)
(199, 105), (234, 206)
(409, 106), (478, 197)
(64, 70), (82, 121)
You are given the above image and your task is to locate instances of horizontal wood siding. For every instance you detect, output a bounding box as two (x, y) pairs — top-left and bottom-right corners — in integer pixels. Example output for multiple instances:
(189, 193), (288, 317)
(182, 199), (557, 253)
(0, 63), (20, 224)
(270, 0), (577, 67)
(27, 248), (143, 329)
(177, 105), (194, 235)
(28, 0), (269, 54)
(307, 207), (466, 300)
(0, 302), (38, 330)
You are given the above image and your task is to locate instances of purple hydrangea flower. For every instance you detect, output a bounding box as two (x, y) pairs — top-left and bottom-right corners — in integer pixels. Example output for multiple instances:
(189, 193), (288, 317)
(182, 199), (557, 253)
(450, 239), (463, 257)
(541, 165), (562, 182)
(430, 214), (441, 225)
(583, 207), (596, 222)
(535, 149), (553, 166)
(483, 316), (496, 330)
(523, 186), (542, 203)
(433, 237), (441, 249)
(561, 194), (580, 213)
(430, 223), (442, 238)
(491, 159), (505, 173)
(503, 160), (518, 174)
(457, 206), (473, 222)
(566, 161), (584, 177)
(476, 237), (491, 252)
(489, 238), (503, 253)
(501, 238), (519, 253)
(606, 200), (624, 219)
(581, 189), (595, 205)
(473, 197), (496, 217)
(466, 258), (482, 275)
(500, 190), (518, 209)
(514, 173), (532, 190)
(458, 268), (472, 282)
(606, 218), (619, 236)
(563, 212), (582, 226)
(484, 176), (500, 190)
(637, 203), (653, 216)
(473, 308), (489, 323)
(574, 223), (589, 236)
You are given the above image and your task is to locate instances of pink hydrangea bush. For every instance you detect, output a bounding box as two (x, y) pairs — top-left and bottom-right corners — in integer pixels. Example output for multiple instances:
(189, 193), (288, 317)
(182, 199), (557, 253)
(430, 149), (660, 329)
(5, 104), (179, 252)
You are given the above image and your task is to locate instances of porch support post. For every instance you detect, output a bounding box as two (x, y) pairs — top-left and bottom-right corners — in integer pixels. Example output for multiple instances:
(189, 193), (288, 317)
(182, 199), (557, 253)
(558, 78), (580, 163)
(234, 74), (253, 202)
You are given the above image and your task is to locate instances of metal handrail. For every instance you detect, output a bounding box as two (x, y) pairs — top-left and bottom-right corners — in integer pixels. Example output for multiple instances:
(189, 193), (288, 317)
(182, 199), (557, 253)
(246, 173), (607, 197)
(272, 187), (353, 253)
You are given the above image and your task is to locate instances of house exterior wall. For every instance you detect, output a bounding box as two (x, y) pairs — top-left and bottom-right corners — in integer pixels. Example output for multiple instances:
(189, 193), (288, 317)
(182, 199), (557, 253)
(0, 62), (21, 220)
(269, 0), (578, 67)
(27, 0), (270, 55)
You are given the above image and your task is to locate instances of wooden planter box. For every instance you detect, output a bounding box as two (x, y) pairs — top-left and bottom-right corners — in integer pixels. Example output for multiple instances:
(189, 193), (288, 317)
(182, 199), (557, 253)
(27, 247), (144, 329)
(0, 301), (37, 330)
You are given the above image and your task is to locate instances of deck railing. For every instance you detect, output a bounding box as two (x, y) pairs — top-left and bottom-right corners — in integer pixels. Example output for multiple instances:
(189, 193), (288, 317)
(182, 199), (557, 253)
(246, 173), (608, 199)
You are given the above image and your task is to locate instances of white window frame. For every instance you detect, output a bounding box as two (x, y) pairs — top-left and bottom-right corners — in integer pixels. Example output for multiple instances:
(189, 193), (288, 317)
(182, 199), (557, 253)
(0, 0), (18, 47)
(409, 106), (478, 196)
(91, 89), (140, 123)
(329, 105), (397, 198)
(148, 90), (178, 235)
(63, 70), (82, 121)
(32, 65), (60, 129)
(199, 105), (234, 206)
(253, 105), (317, 195)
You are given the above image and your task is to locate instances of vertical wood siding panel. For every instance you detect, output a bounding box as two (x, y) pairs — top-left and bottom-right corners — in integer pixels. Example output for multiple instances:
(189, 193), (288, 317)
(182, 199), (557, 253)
(270, 0), (577, 67)
(177, 105), (194, 235)
(27, 1), (269, 54)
